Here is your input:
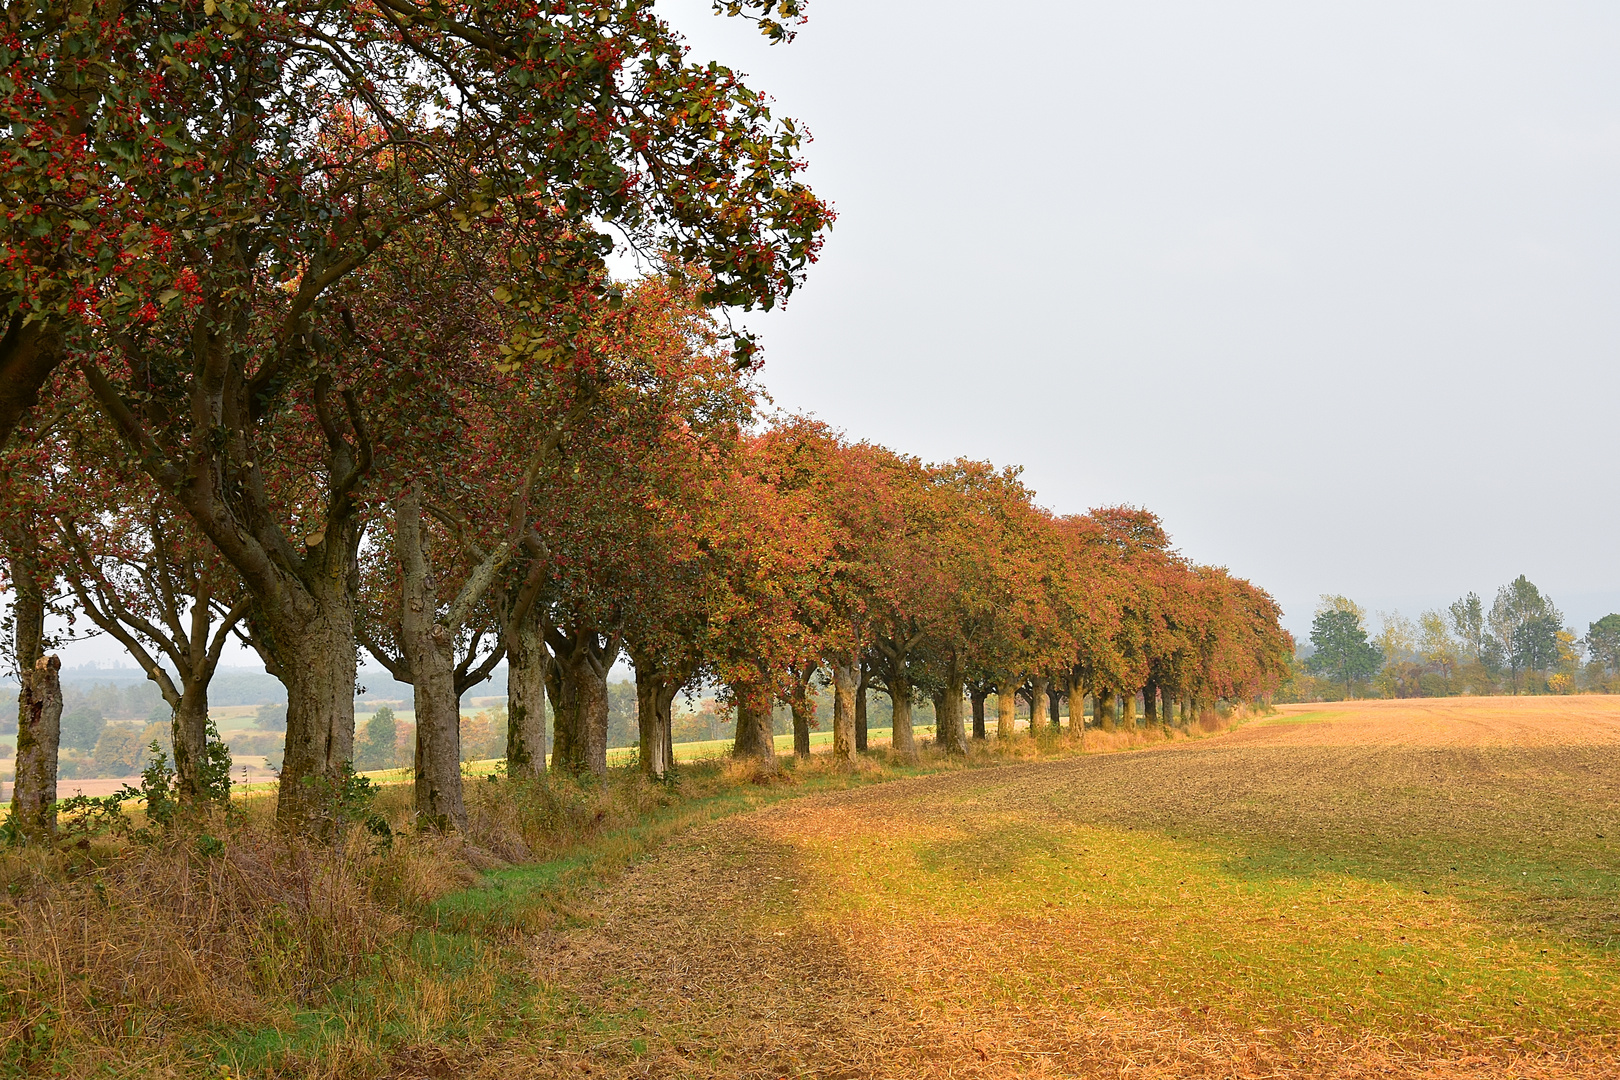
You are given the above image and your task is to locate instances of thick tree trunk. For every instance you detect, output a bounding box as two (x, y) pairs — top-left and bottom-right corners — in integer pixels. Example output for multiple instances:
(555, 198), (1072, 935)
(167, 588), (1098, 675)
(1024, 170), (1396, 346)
(397, 488), (467, 831)
(409, 641), (464, 831)
(1122, 690), (1137, 729)
(1048, 686), (1063, 731)
(854, 664), (869, 752)
(996, 684), (1016, 739)
(934, 661), (967, 755)
(1028, 675), (1050, 736)
(791, 695), (813, 759)
(170, 684), (212, 806)
(574, 655), (610, 777)
(887, 675), (916, 760)
(11, 655), (62, 841)
(731, 681), (776, 763)
(264, 571), (359, 830)
(630, 650), (682, 781)
(1096, 689), (1116, 732)
(506, 606), (549, 779)
(635, 676), (669, 780)
(1072, 688), (1088, 746)
(831, 662), (857, 766)
(547, 656), (579, 774)
(548, 629), (614, 777)
(968, 687), (988, 740)
(1143, 680), (1159, 727)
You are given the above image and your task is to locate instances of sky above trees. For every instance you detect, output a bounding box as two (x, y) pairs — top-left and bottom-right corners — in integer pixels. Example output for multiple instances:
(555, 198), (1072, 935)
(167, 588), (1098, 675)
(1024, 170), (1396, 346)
(661, 0), (1620, 641)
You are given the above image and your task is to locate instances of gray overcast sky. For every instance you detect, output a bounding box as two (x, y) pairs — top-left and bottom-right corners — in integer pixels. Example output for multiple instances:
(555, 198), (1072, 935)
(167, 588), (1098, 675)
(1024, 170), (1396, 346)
(665, 0), (1620, 641)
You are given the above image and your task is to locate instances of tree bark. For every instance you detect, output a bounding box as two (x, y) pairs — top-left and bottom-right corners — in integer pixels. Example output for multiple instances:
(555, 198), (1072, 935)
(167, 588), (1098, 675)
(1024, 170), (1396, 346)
(1122, 690), (1137, 729)
(546, 654), (577, 773)
(933, 657), (967, 755)
(634, 676), (666, 780)
(506, 604), (549, 779)
(887, 674), (916, 760)
(11, 655), (62, 841)
(790, 696), (813, 759)
(1096, 689), (1116, 732)
(730, 680), (776, 763)
(854, 662), (869, 752)
(170, 684), (211, 804)
(996, 684), (1016, 739)
(831, 661), (857, 766)
(4, 521), (58, 839)
(1047, 684), (1064, 731)
(1028, 675), (1050, 736)
(397, 487), (466, 831)
(968, 685), (989, 740)
(253, 552), (360, 830)
(1143, 679), (1159, 727)
(630, 651), (684, 781)
(548, 627), (617, 777)
(561, 651), (611, 777)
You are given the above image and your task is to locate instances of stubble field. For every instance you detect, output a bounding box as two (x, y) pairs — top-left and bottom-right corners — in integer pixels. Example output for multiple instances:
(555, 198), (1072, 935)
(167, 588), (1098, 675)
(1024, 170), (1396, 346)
(423, 696), (1620, 1079)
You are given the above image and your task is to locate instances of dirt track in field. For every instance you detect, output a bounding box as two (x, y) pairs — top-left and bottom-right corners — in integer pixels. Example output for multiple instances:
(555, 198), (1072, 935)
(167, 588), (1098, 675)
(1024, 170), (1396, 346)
(460, 697), (1620, 1080)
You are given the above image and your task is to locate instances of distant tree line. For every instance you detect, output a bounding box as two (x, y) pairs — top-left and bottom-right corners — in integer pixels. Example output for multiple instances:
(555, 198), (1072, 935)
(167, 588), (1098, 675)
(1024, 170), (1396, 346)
(1283, 577), (1618, 701)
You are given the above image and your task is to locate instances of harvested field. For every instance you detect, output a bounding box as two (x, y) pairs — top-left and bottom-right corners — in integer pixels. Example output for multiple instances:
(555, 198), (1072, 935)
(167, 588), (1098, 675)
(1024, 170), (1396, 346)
(432, 697), (1620, 1079)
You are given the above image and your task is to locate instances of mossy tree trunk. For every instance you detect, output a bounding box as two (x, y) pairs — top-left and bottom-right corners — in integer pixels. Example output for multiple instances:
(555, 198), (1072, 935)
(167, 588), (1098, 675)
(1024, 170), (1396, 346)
(730, 678), (776, 764)
(831, 661), (857, 766)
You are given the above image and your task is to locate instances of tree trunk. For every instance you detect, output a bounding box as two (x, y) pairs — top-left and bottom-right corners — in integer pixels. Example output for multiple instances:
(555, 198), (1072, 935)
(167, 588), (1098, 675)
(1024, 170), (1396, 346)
(11, 655), (62, 841)
(831, 661), (857, 766)
(5, 522), (57, 840)
(854, 664), (869, 752)
(630, 650), (683, 782)
(506, 605), (549, 779)
(1122, 690), (1137, 729)
(731, 680), (776, 763)
(1048, 685), (1063, 731)
(1096, 689), (1116, 732)
(791, 695), (813, 759)
(1072, 688), (1088, 746)
(635, 675), (668, 780)
(934, 659), (967, 755)
(170, 683), (212, 806)
(1143, 679), (1159, 727)
(575, 654), (610, 777)
(996, 684), (1016, 739)
(887, 674), (916, 760)
(397, 488), (467, 831)
(547, 654), (580, 775)
(548, 628), (614, 778)
(1028, 675), (1050, 736)
(262, 568), (360, 830)
(968, 686), (988, 740)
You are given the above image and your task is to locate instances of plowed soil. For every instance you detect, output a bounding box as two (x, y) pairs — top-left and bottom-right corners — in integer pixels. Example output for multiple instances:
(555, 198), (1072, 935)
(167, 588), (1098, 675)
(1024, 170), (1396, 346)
(464, 697), (1620, 1079)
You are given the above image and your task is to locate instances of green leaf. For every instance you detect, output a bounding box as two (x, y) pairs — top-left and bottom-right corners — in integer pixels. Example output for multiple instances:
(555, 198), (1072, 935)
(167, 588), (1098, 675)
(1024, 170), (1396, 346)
(67, 219), (91, 231)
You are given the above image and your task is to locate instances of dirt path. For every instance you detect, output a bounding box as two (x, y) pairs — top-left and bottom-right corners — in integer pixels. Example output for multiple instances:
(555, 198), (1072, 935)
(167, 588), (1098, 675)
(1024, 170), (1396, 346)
(455, 699), (1620, 1079)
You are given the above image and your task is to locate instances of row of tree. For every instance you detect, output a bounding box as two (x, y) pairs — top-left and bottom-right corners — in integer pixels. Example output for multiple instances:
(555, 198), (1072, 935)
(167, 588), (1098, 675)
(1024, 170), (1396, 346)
(1296, 580), (1620, 699)
(2, 0), (1290, 839)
